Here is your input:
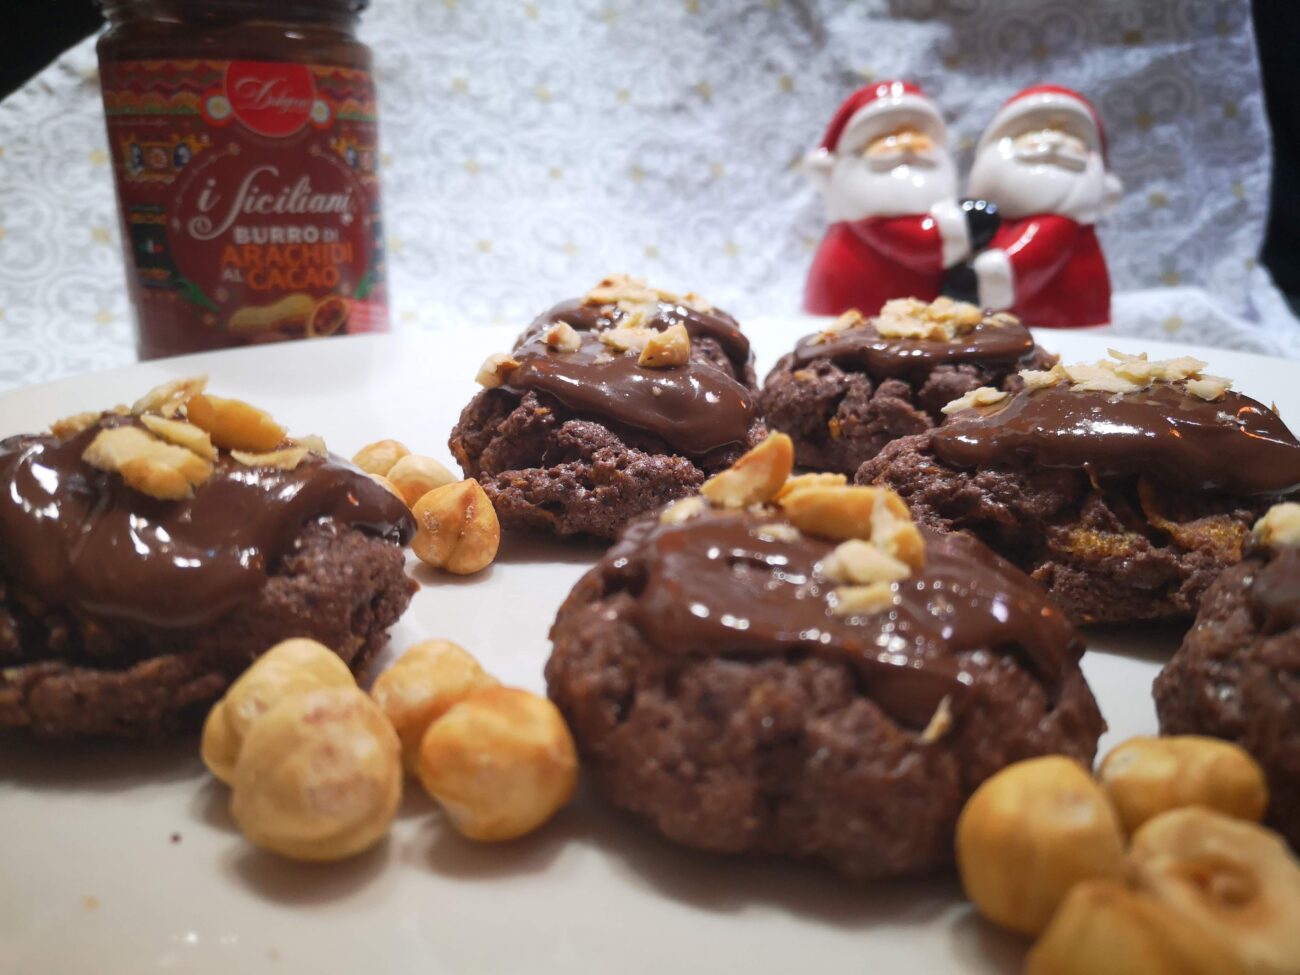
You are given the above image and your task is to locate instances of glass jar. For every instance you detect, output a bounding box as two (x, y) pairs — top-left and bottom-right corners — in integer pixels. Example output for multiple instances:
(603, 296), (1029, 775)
(97, 0), (388, 359)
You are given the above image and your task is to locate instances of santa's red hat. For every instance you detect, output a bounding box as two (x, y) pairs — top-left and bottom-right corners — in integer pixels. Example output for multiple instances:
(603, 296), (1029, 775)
(975, 85), (1108, 162)
(814, 81), (948, 157)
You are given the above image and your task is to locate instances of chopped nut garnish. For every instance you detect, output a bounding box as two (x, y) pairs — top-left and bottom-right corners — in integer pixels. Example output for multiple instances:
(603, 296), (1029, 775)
(779, 484), (924, 569)
(830, 581), (897, 617)
(1253, 502), (1300, 548)
(543, 321), (582, 353)
(295, 434), (328, 457)
(584, 273), (713, 316)
(659, 496), (708, 526)
(1028, 350), (1231, 401)
(638, 324), (691, 368)
(875, 296), (987, 341)
(821, 538), (911, 585)
(598, 323), (656, 355)
(942, 386), (1009, 415)
(131, 375), (207, 418)
(775, 471), (847, 501)
(1020, 364), (1068, 391)
(1185, 376), (1230, 401)
(919, 695), (954, 744)
(82, 425), (213, 500)
(186, 394), (286, 452)
(139, 414), (217, 461)
(50, 411), (102, 440)
(475, 353), (520, 389)
(700, 433), (794, 509)
(230, 446), (310, 470)
(754, 522), (802, 543)
(810, 309), (866, 345)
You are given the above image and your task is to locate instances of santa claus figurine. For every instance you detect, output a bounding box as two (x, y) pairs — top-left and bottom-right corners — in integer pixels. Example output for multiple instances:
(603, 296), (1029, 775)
(803, 81), (985, 317)
(965, 85), (1123, 328)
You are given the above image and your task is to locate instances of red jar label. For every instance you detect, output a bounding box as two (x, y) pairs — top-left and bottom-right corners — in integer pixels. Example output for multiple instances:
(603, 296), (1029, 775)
(101, 59), (388, 357)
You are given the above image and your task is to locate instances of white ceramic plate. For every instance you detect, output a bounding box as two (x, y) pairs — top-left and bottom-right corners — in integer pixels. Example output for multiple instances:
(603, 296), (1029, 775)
(1, 322), (1293, 975)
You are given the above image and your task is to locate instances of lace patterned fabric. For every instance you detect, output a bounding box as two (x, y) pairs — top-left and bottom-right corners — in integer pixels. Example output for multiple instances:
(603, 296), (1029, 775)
(0, 0), (1294, 391)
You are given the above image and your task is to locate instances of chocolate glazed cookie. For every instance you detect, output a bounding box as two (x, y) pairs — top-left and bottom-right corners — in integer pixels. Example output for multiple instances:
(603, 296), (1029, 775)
(1155, 507), (1300, 849)
(0, 414), (415, 739)
(760, 300), (1052, 475)
(450, 279), (765, 539)
(857, 358), (1300, 625)
(546, 507), (1104, 880)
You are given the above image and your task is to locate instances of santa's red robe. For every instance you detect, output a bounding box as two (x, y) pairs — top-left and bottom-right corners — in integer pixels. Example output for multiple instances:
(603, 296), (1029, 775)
(986, 215), (1110, 328)
(804, 216), (944, 316)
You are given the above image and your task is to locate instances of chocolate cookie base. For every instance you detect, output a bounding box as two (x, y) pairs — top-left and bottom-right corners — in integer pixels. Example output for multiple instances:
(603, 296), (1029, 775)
(451, 388), (766, 540)
(545, 515), (1104, 881)
(759, 348), (1052, 475)
(0, 523), (415, 739)
(1154, 555), (1300, 848)
(856, 432), (1273, 625)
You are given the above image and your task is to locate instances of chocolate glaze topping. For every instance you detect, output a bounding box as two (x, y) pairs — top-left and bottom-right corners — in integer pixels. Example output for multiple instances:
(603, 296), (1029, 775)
(0, 416), (414, 629)
(500, 299), (757, 457)
(607, 509), (1082, 728)
(792, 317), (1036, 378)
(1250, 544), (1300, 633)
(931, 382), (1300, 496)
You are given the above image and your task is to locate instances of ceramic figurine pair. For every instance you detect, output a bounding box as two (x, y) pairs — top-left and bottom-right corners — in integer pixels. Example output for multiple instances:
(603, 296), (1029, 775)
(804, 82), (1122, 329)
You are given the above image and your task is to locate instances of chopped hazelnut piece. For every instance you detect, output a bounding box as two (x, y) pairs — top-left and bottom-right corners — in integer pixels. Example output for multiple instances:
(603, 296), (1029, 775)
(700, 433), (794, 509)
(638, 323), (691, 368)
(821, 538), (911, 585)
(543, 321), (582, 353)
(659, 496), (708, 525)
(941, 386), (1009, 415)
(139, 414), (217, 461)
(185, 394), (286, 452)
(1185, 376), (1229, 401)
(753, 522), (802, 543)
(1253, 502), (1300, 548)
(50, 411), (102, 439)
(775, 471), (847, 501)
(230, 446), (310, 471)
(830, 581), (896, 617)
(598, 324), (656, 354)
(131, 375), (207, 418)
(295, 434), (329, 457)
(1020, 364), (1068, 391)
(82, 425), (213, 500)
(919, 695), (954, 744)
(475, 353), (520, 389)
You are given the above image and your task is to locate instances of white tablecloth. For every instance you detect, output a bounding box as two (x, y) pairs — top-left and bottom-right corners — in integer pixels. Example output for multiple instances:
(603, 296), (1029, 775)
(0, 0), (1296, 392)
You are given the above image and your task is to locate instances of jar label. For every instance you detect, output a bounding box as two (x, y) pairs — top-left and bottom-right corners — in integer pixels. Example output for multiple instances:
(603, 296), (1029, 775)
(101, 59), (388, 357)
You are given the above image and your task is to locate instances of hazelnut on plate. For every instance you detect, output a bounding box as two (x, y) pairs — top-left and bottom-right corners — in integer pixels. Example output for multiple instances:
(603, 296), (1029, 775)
(1097, 735), (1269, 834)
(417, 686), (578, 842)
(955, 755), (1125, 936)
(201, 638), (355, 784)
(370, 640), (499, 771)
(411, 479), (501, 575)
(1128, 807), (1300, 975)
(1026, 879), (1248, 975)
(352, 438), (410, 477)
(231, 686), (402, 862)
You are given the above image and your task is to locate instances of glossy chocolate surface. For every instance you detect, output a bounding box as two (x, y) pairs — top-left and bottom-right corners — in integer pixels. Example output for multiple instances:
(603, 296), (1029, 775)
(792, 317), (1036, 378)
(500, 299), (757, 457)
(1251, 545), (1300, 633)
(932, 382), (1300, 496)
(0, 416), (413, 629)
(610, 509), (1081, 727)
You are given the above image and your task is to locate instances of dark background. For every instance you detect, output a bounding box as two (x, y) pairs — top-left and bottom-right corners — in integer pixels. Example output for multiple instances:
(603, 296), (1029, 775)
(3, 1), (1299, 311)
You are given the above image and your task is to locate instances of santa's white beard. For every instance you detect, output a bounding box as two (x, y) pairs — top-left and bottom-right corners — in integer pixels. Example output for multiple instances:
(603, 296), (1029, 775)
(822, 153), (958, 223)
(967, 143), (1120, 225)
